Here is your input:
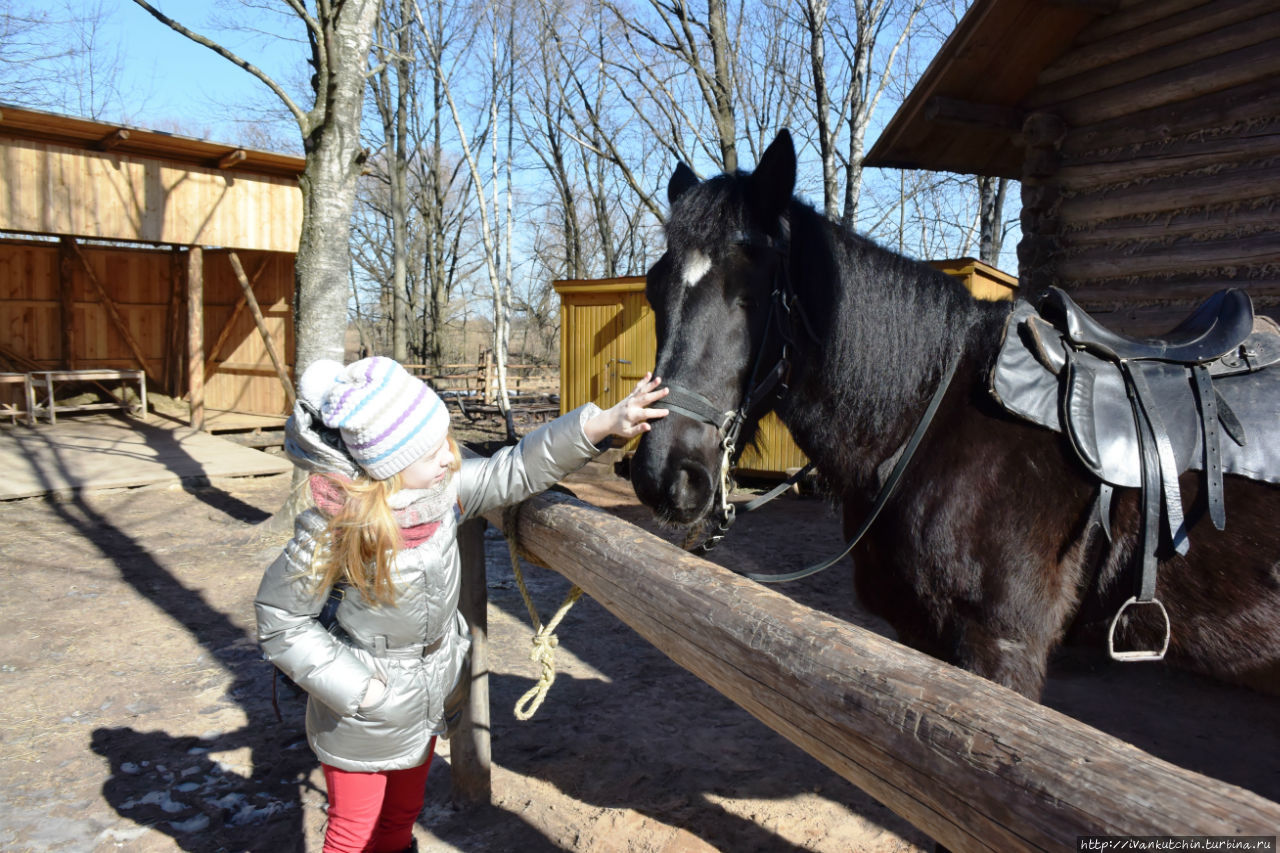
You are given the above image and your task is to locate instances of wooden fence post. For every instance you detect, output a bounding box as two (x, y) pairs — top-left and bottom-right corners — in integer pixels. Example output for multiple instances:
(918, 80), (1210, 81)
(186, 246), (204, 431)
(450, 516), (492, 806)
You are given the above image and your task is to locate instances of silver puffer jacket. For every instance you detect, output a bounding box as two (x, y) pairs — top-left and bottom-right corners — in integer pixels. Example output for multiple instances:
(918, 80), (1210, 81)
(255, 403), (603, 772)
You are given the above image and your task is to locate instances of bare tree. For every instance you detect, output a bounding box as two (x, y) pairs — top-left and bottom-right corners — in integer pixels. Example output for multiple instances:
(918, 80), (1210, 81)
(607, 0), (740, 171)
(418, 0), (526, 440)
(793, 0), (926, 225)
(1, 1), (128, 119)
(131, 0), (380, 378)
(414, 0), (481, 371)
(369, 0), (414, 362)
(978, 175), (1009, 265)
(130, 0), (382, 524)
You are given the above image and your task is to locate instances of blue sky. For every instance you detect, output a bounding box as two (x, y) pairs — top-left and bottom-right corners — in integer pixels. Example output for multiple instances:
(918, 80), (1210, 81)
(104, 1), (308, 149)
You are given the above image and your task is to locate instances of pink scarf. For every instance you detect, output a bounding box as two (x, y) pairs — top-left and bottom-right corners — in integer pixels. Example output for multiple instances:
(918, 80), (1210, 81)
(309, 474), (447, 548)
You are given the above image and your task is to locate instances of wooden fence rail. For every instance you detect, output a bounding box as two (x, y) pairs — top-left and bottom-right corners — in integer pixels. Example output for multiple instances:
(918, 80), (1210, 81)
(459, 487), (1280, 851)
(404, 361), (557, 407)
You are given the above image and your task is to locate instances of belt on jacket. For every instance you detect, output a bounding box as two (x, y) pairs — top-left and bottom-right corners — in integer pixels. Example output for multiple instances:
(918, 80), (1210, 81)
(362, 634), (446, 659)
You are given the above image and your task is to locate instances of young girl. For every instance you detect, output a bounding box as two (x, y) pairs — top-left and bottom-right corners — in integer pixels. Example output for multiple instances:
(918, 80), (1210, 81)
(256, 356), (668, 853)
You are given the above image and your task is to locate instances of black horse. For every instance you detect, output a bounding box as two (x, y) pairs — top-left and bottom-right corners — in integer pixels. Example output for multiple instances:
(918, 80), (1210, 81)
(631, 129), (1280, 700)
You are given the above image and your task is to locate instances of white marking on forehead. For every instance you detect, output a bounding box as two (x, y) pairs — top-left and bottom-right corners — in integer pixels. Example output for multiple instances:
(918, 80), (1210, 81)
(681, 250), (712, 288)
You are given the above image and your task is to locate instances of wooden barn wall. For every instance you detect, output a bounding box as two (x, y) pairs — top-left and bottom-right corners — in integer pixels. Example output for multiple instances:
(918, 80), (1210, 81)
(1019, 0), (1280, 334)
(0, 239), (294, 417)
(0, 138), (302, 254)
(201, 249), (295, 417)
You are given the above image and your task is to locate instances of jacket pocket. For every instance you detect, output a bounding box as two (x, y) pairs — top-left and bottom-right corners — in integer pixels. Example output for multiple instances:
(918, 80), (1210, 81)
(355, 671), (393, 717)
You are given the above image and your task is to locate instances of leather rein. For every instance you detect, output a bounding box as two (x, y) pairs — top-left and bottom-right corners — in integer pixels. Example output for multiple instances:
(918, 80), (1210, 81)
(655, 230), (959, 583)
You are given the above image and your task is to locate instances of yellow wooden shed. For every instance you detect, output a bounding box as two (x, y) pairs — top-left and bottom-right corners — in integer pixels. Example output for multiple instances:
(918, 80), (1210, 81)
(928, 257), (1018, 302)
(555, 258), (1017, 478)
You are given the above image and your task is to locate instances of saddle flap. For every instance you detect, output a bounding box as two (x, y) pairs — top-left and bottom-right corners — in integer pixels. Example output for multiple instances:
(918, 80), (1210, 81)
(1062, 351), (1201, 488)
(990, 301), (1062, 433)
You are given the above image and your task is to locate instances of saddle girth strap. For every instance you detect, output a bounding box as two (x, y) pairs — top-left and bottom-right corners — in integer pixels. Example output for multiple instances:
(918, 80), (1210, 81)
(1126, 362), (1190, 556)
(1122, 361), (1192, 605)
(1191, 365), (1226, 530)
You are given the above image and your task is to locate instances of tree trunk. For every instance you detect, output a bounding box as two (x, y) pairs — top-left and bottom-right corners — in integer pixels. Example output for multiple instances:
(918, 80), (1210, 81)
(805, 0), (838, 220)
(978, 176), (1008, 265)
(707, 0), (737, 172)
(382, 0), (412, 363)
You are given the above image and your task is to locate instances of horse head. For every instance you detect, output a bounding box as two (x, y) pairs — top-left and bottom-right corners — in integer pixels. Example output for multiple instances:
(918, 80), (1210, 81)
(632, 129), (797, 526)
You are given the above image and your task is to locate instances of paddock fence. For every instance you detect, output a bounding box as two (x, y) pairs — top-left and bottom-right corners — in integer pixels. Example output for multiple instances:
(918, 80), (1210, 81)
(448, 486), (1280, 851)
(405, 356), (558, 421)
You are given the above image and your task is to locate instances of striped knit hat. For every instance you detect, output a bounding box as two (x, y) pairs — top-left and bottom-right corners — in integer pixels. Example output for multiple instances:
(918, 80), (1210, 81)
(298, 357), (450, 480)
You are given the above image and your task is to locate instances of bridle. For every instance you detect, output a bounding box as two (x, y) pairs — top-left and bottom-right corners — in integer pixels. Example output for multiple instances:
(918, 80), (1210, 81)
(654, 227), (810, 554)
(652, 224), (960, 583)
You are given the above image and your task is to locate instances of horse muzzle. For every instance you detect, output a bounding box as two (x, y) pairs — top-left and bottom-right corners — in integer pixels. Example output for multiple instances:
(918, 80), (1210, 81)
(631, 420), (721, 525)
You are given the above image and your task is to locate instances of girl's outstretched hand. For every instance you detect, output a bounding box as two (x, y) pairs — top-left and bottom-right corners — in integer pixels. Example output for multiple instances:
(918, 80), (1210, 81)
(584, 373), (670, 444)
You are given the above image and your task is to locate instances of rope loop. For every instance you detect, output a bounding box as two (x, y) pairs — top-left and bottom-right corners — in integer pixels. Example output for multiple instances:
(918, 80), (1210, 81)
(502, 502), (583, 720)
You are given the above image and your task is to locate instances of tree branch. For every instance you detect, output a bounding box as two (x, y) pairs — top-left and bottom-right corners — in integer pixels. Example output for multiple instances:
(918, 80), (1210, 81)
(127, 0), (310, 130)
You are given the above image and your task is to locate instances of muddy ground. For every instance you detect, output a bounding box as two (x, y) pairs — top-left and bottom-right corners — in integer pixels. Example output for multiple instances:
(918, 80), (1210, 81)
(0, 413), (1275, 852)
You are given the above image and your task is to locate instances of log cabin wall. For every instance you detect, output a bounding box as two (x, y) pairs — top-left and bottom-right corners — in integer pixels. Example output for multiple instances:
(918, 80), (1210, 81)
(1018, 0), (1280, 334)
(0, 237), (294, 418)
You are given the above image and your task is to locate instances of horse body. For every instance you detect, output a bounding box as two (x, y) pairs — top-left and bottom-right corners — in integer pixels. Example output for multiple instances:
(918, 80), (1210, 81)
(632, 130), (1280, 700)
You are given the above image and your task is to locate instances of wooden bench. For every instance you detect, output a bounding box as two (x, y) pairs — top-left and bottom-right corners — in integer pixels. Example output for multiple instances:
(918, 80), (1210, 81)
(27, 369), (147, 425)
(0, 373), (34, 426)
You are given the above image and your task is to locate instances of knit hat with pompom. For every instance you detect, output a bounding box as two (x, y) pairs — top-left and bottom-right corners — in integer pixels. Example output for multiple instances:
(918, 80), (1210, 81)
(298, 356), (450, 480)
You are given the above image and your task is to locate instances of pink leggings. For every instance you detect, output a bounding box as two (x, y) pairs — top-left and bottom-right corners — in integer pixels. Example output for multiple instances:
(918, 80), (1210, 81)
(321, 737), (436, 853)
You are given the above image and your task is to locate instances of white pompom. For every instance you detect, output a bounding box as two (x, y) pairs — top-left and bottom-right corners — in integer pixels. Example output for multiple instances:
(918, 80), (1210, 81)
(298, 359), (345, 408)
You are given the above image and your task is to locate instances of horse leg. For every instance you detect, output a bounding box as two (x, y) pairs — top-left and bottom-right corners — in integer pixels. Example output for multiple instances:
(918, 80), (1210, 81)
(950, 615), (1058, 699)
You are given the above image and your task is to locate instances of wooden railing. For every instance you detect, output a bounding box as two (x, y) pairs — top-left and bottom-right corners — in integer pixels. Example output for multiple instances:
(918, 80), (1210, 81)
(449, 485), (1280, 849)
(404, 359), (556, 407)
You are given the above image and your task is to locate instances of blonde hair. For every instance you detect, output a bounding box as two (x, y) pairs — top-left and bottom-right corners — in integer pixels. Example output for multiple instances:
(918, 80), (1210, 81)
(310, 435), (462, 606)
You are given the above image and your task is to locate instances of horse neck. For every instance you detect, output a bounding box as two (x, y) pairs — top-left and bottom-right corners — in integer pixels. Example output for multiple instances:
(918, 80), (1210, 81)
(777, 212), (993, 485)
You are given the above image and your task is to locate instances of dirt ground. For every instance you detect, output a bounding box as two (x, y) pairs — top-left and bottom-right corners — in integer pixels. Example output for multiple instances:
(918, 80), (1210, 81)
(0, 413), (1276, 853)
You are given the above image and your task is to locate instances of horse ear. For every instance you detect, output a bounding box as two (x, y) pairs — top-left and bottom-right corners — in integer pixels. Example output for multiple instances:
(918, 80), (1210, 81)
(749, 129), (796, 220)
(668, 162), (699, 204)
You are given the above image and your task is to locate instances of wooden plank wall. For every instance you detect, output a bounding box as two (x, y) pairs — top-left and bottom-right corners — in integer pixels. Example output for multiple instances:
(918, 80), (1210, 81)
(1019, 0), (1280, 334)
(0, 238), (294, 418)
(0, 138), (302, 254)
(202, 249), (295, 417)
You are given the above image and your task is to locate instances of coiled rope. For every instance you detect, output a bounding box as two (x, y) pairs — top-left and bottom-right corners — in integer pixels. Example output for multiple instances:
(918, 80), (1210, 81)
(502, 502), (583, 720)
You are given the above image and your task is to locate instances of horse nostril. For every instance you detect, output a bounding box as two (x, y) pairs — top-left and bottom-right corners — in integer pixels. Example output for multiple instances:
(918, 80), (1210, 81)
(666, 461), (713, 524)
(630, 428), (718, 525)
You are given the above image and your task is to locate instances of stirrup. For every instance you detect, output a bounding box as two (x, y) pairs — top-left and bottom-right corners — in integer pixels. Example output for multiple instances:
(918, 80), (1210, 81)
(1107, 596), (1171, 662)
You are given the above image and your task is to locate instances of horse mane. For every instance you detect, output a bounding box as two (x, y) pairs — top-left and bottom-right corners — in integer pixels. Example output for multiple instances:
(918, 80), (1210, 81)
(664, 173), (755, 256)
(780, 198), (1011, 479)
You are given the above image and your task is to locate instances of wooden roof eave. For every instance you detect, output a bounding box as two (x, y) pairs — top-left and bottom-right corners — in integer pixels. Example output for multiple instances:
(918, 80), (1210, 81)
(0, 103), (304, 180)
(864, 0), (1110, 179)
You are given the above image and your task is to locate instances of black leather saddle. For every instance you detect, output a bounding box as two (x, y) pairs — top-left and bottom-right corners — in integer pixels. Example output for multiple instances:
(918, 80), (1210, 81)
(1049, 287), (1256, 363)
(992, 287), (1280, 660)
